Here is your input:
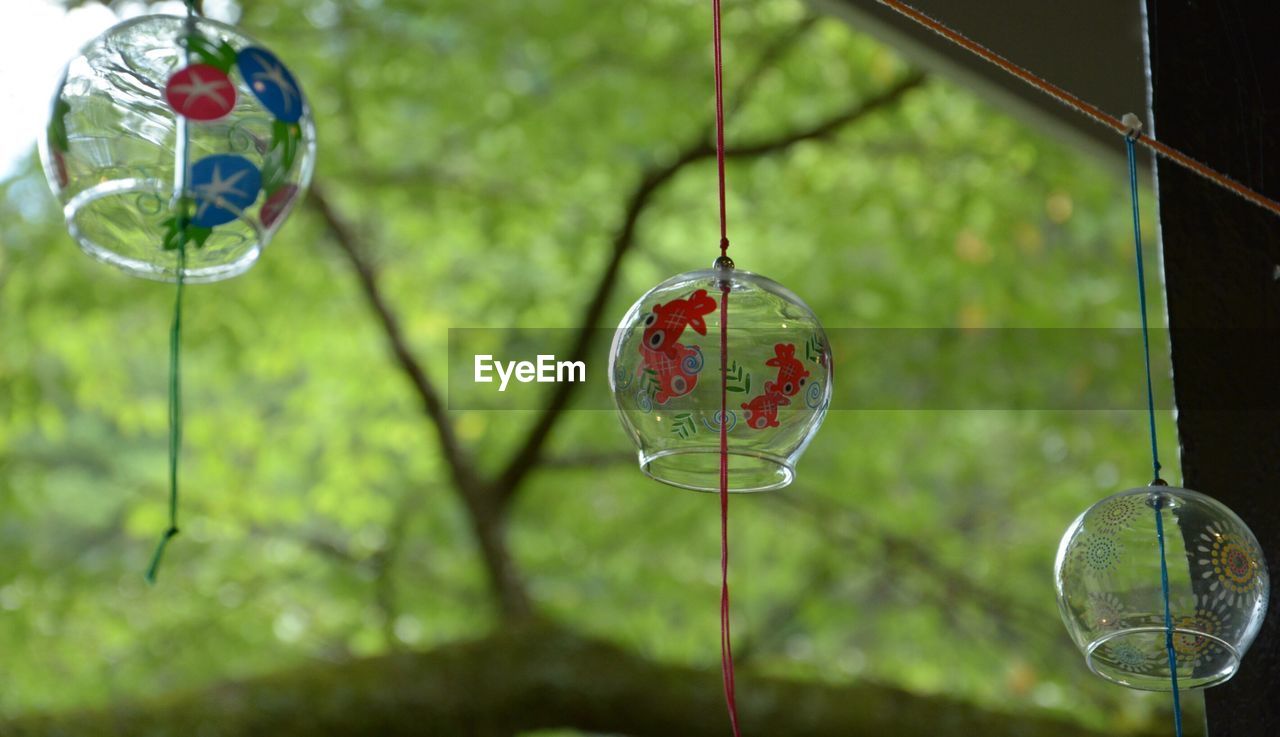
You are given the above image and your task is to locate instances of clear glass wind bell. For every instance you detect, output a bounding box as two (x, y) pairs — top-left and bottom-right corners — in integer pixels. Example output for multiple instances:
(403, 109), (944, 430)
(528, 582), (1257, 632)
(1054, 119), (1269, 696)
(609, 262), (833, 492)
(39, 5), (316, 580)
(41, 12), (316, 282)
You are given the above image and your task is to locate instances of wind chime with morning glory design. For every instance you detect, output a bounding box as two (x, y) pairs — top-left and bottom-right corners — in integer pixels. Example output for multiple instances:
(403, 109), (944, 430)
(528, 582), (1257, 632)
(41, 1), (316, 580)
(608, 2), (832, 732)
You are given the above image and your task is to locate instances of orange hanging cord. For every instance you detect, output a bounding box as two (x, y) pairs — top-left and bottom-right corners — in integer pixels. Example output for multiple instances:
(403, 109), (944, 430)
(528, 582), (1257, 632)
(873, 0), (1280, 218)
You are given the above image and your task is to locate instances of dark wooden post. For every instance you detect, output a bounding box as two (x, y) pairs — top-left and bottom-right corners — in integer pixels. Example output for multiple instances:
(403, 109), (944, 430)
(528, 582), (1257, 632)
(1144, 1), (1280, 734)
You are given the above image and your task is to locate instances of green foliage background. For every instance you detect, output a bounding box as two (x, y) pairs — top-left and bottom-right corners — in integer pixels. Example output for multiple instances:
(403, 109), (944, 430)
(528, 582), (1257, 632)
(0, 0), (1189, 733)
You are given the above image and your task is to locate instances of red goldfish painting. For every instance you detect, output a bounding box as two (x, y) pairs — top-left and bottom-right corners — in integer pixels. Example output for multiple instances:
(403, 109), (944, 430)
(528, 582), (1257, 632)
(641, 289), (717, 355)
(764, 343), (809, 397)
(741, 390), (789, 429)
(641, 343), (702, 405)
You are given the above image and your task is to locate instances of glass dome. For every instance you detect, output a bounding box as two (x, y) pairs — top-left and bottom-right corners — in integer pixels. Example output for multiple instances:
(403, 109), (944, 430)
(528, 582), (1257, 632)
(609, 266), (833, 492)
(40, 14), (316, 283)
(1055, 485), (1269, 690)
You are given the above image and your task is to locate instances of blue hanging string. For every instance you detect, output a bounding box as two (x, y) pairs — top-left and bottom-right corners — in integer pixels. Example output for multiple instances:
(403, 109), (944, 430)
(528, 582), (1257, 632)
(1125, 119), (1180, 737)
(1126, 133), (1162, 484)
(1153, 494), (1183, 737)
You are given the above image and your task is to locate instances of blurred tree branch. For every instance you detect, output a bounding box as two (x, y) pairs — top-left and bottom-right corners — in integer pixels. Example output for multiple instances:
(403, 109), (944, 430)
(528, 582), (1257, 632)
(492, 71), (927, 506)
(310, 74), (926, 620)
(308, 190), (477, 497)
(733, 556), (838, 665)
(372, 491), (419, 650)
(343, 166), (546, 202)
(1, 622), (1162, 737)
(769, 490), (1050, 634)
(300, 12), (925, 627)
(309, 188), (533, 621)
(728, 15), (820, 116)
(248, 491), (419, 649)
(722, 71), (926, 157)
(541, 451), (637, 470)
(308, 14), (926, 626)
(742, 490), (1085, 679)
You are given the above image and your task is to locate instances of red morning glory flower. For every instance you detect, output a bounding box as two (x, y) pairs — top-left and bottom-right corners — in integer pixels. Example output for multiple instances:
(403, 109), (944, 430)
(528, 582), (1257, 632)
(165, 64), (237, 121)
(260, 184), (298, 229)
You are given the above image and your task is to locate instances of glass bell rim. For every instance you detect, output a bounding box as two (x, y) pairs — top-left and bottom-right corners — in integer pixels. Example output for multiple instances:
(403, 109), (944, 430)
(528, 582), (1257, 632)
(645, 268), (821, 316)
(1084, 626), (1241, 691)
(639, 447), (795, 493)
(88, 12), (246, 43)
(63, 178), (264, 284)
(1083, 484), (1266, 551)
(1096, 483), (1203, 505)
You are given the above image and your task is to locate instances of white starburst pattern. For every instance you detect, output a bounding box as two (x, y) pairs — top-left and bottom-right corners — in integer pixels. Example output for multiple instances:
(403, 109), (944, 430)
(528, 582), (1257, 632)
(171, 69), (232, 110)
(193, 164), (252, 220)
(1087, 592), (1127, 632)
(249, 51), (298, 113)
(1074, 532), (1123, 576)
(1090, 494), (1144, 536)
(1171, 593), (1232, 673)
(1194, 521), (1264, 609)
(1102, 639), (1160, 675)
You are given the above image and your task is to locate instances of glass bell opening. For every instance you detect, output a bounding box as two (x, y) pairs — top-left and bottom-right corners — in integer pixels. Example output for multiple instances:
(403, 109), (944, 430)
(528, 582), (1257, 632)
(640, 447), (794, 493)
(1055, 486), (1269, 692)
(65, 179), (264, 283)
(610, 268), (833, 493)
(1085, 625), (1241, 690)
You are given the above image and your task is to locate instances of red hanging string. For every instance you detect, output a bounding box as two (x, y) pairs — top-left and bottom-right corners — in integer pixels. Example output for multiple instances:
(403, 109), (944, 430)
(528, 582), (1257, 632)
(719, 283), (741, 737)
(712, 1), (742, 735)
(713, 0), (730, 256)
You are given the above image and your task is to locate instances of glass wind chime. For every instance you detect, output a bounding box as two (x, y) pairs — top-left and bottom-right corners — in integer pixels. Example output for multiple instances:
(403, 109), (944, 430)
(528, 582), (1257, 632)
(608, 1), (832, 732)
(1054, 117), (1269, 736)
(40, 1), (316, 580)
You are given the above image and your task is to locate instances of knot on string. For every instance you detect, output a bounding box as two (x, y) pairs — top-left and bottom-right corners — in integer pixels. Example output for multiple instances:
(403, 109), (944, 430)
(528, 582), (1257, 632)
(1121, 112), (1143, 141)
(145, 527), (181, 584)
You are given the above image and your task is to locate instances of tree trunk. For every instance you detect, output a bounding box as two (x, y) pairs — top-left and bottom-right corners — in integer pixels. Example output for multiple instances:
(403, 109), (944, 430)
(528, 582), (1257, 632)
(4, 623), (1162, 737)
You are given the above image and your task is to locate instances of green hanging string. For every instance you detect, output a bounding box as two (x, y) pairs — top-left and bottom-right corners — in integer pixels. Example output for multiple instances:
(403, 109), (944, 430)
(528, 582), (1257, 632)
(146, 0), (198, 583)
(146, 245), (185, 584)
